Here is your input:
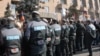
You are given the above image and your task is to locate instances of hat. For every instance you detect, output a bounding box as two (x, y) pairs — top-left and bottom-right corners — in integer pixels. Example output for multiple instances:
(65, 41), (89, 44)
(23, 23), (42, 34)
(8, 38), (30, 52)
(62, 19), (67, 21)
(43, 18), (48, 23)
(32, 11), (40, 15)
(8, 17), (15, 21)
(69, 19), (74, 22)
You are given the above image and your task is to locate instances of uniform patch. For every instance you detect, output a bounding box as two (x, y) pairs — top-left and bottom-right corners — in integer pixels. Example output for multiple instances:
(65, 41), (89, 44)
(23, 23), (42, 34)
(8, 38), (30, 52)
(34, 26), (46, 31)
(55, 28), (61, 31)
(37, 40), (44, 45)
(6, 35), (20, 40)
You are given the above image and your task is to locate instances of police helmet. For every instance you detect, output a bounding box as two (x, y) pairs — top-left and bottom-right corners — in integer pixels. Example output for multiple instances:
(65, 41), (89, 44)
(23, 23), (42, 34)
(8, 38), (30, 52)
(7, 16), (15, 21)
(32, 11), (40, 15)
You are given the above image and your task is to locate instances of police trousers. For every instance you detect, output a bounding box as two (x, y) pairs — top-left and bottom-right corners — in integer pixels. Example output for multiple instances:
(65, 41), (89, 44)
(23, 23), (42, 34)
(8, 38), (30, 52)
(53, 44), (61, 56)
(47, 44), (53, 56)
(60, 40), (69, 56)
(76, 36), (84, 51)
(68, 36), (76, 56)
(29, 44), (47, 56)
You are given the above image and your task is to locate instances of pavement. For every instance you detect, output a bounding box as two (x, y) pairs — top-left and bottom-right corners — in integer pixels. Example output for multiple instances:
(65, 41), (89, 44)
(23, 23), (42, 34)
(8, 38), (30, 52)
(74, 51), (100, 56)
(74, 46), (100, 56)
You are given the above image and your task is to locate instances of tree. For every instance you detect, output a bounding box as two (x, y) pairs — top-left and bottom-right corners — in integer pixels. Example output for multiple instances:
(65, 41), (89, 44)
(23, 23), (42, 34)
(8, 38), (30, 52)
(5, 3), (12, 17)
(68, 4), (80, 20)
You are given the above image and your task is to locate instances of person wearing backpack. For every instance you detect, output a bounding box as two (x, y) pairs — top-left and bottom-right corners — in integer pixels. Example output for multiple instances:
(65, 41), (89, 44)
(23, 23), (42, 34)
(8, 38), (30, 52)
(84, 20), (96, 56)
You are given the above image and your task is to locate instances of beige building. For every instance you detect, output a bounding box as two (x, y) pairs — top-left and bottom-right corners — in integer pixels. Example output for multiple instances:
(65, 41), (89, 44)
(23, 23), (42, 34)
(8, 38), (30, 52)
(38, 0), (100, 20)
(0, 0), (11, 17)
(0, 0), (100, 20)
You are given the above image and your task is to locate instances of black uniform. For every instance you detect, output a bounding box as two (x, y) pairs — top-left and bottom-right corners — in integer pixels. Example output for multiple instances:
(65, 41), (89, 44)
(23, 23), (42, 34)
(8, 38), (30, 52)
(46, 26), (55, 56)
(76, 21), (85, 51)
(51, 23), (61, 56)
(0, 23), (4, 56)
(0, 17), (22, 56)
(69, 23), (76, 56)
(25, 20), (49, 56)
(61, 23), (70, 56)
(1, 27), (22, 56)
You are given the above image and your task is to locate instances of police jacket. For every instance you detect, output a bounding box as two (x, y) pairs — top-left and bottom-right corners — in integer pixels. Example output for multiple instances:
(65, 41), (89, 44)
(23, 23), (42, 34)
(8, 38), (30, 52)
(1, 27), (22, 48)
(25, 20), (50, 54)
(51, 23), (61, 45)
(61, 24), (70, 43)
(61, 24), (70, 40)
(69, 24), (76, 36)
(47, 26), (55, 45)
(76, 23), (85, 36)
(25, 20), (49, 44)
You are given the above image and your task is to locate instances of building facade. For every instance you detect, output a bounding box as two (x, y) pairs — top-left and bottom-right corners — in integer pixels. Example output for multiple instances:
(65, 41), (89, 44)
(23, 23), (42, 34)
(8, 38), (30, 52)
(0, 0), (100, 20)
(0, 0), (11, 17)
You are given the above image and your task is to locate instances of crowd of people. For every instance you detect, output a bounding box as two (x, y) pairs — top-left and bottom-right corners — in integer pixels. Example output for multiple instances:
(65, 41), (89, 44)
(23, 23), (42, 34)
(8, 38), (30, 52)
(0, 11), (100, 56)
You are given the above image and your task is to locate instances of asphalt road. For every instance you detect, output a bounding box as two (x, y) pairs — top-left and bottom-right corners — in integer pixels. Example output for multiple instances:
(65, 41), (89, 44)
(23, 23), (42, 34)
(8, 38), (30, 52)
(74, 47), (100, 56)
(74, 51), (100, 56)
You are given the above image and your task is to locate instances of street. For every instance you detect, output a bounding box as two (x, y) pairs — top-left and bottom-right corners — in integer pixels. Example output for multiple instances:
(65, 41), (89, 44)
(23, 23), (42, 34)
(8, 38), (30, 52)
(74, 46), (100, 56)
(74, 51), (100, 56)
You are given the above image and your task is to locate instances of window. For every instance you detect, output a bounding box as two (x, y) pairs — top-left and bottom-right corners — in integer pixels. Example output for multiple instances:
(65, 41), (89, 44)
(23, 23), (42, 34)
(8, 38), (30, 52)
(41, 0), (48, 2)
(72, 0), (77, 5)
(44, 7), (49, 12)
(80, 0), (83, 6)
(81, 0), (86, 7)
(89, 0), (93, 8)
(95, 0), (99, 9)
(45, 0), (49, 2)
(60, 0), (66, 4)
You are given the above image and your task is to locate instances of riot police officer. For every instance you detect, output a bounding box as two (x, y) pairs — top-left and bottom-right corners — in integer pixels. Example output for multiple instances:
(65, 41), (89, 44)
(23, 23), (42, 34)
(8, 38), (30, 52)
(68, 19), (76, 56)
(25, 11), (50, 56)
(0, 17), (22, 56)
(60, 19), (70, 56)
(0, 18), (8, 56)
(43, 18), (55, 56)
(51, 19), (61, 56)
(76, 20), (85, 51)
(0, 19), (3, 56)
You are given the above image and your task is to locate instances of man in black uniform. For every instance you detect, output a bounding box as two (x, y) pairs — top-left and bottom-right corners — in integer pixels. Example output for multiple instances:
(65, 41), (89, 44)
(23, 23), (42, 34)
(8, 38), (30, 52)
(25, 11), (50, 56)
(51, 19), (61, 56)
(68, 19), (76, 56)
(60, 19), (70, 56)
(0, 17), (22, 56)
(44, 19), (55, 56)
(76, 20), (85, 51)
(0, 19), (3, 56)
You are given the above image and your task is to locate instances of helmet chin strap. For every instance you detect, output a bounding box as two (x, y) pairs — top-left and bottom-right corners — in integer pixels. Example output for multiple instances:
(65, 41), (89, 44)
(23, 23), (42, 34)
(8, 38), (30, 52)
(34, 17), (41, 22)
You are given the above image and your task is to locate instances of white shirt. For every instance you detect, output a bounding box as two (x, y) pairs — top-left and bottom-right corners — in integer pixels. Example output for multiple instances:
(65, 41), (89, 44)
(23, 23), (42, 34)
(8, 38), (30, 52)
(89, 23), (96, 30)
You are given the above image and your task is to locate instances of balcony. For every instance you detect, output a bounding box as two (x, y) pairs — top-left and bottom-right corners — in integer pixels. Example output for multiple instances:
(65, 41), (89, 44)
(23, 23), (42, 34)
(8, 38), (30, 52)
(39, 12), (58, 20)
(57, 3), (62, 9)
(57, 3), (68, 10)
